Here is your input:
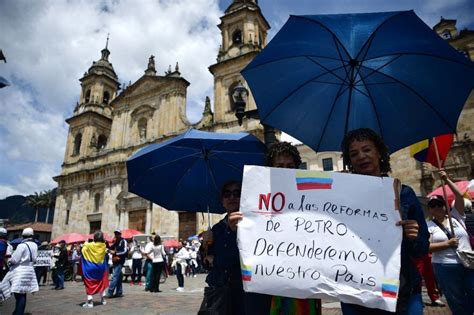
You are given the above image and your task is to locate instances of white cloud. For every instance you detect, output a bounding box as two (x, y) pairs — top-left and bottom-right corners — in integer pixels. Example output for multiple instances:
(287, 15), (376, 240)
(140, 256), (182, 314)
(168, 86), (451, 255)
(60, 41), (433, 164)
(0, 0), (223, 198)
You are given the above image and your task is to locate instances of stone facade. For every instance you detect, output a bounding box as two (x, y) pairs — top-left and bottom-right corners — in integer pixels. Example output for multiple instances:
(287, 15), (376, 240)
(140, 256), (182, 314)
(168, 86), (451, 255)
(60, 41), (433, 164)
(53, 0), (269, 239)
(53, 3), (474, 239)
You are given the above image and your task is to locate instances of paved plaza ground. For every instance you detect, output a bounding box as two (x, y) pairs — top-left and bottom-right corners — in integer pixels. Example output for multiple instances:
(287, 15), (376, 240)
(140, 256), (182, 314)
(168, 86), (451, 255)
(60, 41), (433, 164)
(1, 274), (450, 314)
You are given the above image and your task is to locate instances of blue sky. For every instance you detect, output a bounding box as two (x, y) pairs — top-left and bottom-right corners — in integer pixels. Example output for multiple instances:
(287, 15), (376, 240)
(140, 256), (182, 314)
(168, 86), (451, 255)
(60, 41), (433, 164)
(0, 0), (472, 198)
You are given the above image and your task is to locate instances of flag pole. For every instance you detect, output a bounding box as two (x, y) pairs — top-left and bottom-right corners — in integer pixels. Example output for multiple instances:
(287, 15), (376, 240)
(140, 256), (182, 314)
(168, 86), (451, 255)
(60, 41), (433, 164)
(432, 137), (455, 236)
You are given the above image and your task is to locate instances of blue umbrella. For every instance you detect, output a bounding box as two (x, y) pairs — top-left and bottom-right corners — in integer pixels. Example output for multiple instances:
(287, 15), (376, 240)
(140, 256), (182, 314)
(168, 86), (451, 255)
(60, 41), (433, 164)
(242, 11), (474, 153)
(10, 238), (41, 250)
(127, 129), (266, 214)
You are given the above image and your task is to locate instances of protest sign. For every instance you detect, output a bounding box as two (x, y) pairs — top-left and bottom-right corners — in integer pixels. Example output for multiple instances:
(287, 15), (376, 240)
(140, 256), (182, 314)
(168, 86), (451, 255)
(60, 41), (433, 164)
(34, 250), (52, 267)
(238, 166), (402, 312)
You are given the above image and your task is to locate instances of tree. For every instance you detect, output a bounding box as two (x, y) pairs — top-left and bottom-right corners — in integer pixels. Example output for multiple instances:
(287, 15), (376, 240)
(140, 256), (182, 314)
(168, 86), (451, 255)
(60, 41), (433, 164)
(24, 192), (42, 223)
(40, 189), (56, 223)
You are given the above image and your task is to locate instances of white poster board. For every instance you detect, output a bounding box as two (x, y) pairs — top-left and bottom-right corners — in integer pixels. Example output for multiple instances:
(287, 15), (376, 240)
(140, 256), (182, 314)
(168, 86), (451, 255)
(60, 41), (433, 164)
(238, 166), (402, 312)
(34, 250), (52, 267)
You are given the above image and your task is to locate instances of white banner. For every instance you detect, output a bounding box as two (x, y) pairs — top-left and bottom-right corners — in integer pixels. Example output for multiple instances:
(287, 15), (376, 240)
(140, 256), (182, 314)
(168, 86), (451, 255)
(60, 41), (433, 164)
(238, 166), (402, 312)
(34, 250), (52, 267)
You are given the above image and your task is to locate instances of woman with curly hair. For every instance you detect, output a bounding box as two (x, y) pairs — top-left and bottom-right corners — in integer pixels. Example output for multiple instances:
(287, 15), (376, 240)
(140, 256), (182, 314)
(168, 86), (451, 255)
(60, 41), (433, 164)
(340, 128), (429, 315)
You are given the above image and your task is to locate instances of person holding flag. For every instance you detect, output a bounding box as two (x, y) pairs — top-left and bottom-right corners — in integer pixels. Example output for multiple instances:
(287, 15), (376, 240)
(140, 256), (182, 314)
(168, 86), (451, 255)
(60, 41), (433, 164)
(81, 231), (109, 308)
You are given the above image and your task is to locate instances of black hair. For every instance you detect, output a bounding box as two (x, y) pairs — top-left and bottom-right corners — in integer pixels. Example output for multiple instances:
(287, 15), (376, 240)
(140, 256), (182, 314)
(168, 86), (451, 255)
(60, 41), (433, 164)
(266, 141), (302, 167)
(93, 231), (105, 243)
(154, 235), (162, 246)
(341, 128), (391, 174)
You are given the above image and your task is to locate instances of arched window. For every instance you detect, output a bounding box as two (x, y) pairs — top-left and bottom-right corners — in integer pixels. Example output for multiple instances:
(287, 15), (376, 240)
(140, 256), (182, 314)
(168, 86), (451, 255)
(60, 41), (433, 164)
(94, 193), (100, 212)
(103, 91), (110, 104)
(228, 81), (239, 111)
(232, 29), (242, 45)
(97, 135), (107, 150)
(73, 133), (82, 156)
(85, 89), (91, 103)
(138, 118), (147, 141)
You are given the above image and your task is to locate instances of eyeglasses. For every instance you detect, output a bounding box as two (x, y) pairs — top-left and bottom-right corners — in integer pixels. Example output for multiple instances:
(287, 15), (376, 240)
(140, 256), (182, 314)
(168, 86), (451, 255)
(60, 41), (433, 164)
(222, 190), (241, 199)
(428, 202), (444, 208)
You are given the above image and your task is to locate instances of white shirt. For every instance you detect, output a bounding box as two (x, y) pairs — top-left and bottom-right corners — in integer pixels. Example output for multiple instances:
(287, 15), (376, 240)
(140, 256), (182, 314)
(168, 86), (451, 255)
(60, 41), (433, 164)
(9, 241), (38, 268)
(428, 209), (471, 264)
(130, 245), (143, 259)
(144, 243), (166, 263)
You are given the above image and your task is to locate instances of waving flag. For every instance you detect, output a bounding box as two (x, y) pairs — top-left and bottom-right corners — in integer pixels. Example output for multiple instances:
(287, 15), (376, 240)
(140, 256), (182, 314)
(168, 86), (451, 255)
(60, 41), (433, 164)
(81, 242), (109, 295)
(410, 134), (454, 168)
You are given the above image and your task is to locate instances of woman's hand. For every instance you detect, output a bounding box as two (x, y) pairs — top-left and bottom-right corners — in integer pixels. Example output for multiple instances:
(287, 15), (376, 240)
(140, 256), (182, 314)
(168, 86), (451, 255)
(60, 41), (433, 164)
(439, 169), (448, 181)
(396, 220), (419, 240)
(228, 211), (243, 232)
(446, 237), (459, 248)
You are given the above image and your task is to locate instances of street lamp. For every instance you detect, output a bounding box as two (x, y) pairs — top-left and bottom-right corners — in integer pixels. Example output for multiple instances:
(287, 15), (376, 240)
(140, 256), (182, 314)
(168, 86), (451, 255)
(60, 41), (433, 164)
(232, 81), (276, 147)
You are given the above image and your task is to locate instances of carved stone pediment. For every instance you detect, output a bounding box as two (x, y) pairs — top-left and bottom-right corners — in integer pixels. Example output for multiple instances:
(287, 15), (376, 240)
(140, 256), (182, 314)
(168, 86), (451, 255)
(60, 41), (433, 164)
(130, 104), (157, 123)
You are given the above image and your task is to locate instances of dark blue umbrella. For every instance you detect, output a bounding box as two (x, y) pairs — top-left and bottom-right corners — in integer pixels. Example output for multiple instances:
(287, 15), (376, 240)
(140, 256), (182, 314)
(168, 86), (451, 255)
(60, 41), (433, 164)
(127, 129), (266, 214)
(10, 238), (41, 250)
(242, 11), (474, 153)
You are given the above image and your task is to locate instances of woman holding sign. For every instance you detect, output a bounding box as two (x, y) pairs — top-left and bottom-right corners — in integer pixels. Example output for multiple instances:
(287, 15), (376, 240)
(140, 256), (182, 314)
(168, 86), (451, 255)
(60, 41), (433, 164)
(340, 128), (429, 315)
(199, 181), (245, 315)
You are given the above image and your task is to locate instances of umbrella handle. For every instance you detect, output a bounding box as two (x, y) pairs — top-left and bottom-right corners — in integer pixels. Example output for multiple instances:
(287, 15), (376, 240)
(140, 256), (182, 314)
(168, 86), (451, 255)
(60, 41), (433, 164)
(432, 137), (455, 236)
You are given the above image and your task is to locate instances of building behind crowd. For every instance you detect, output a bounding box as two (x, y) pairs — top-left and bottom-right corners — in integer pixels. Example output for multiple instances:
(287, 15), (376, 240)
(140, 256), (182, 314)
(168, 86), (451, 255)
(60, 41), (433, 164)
(52, 1), (474, 239)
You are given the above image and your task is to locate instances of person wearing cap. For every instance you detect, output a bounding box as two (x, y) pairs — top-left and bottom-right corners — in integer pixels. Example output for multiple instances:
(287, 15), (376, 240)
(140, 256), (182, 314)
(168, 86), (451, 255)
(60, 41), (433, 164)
(0, 227), (13, 281)
(6, 227), (39, 315)
(106, 229), (128, 298)
(427, 171), (474, 315)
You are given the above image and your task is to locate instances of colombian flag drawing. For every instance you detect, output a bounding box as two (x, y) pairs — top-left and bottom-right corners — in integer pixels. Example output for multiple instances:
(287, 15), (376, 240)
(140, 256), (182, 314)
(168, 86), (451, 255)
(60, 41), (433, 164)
(381, 279), (399, 298)
(81, 241), (109, 295)
(296, 171), (333, 190)
(241, 263), (252, 281)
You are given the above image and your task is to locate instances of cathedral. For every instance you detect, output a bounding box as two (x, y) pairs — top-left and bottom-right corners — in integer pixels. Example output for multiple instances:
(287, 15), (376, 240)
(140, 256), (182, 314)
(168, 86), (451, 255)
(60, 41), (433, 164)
(52, 1), (474, 239)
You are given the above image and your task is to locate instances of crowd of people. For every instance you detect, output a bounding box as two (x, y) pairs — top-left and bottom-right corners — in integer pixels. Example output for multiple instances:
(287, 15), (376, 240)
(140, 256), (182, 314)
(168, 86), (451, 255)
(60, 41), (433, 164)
(197, 130), (474, 315)
(0, 226), (207, 313)
(1, 129), (473, 315)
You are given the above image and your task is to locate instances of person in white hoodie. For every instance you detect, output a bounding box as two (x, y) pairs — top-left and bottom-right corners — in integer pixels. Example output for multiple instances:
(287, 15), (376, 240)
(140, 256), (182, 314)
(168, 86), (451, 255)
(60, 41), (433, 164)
(7, 227), (39, 315)
(173, 242), (189, 291)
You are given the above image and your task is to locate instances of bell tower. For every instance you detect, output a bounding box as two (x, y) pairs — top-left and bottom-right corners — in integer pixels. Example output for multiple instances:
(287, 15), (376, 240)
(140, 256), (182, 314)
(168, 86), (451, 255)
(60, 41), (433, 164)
(63, 36), (120, 164)
(209, 0), (270, 127)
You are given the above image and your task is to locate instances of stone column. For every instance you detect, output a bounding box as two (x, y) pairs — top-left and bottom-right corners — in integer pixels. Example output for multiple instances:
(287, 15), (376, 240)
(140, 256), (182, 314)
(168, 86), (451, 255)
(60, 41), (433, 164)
(145, 202), (152, 234)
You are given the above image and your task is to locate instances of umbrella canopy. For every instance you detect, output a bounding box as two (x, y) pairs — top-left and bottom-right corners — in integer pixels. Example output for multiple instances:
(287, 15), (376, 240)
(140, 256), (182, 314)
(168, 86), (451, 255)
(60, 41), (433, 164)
(127, 129), (266, 214)
(51, 232), (86, 244)
(163, 239), (181, 248)
(428, 180), (474, 205)
(120, 228), (142, 239)
(242, 11), (474, 153)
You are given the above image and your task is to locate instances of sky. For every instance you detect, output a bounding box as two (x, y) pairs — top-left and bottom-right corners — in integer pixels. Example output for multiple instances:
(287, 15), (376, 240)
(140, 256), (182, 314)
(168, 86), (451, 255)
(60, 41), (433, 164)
(0, 0), (473, 199)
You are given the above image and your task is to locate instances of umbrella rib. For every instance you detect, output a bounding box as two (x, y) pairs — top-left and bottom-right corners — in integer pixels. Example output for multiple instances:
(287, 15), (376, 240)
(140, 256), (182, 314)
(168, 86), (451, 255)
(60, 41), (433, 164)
(354, 54), (402, 85)
(129, 151), (202, 191)
(259, 65), (346, 121)
(314, 83), (348, 151)
(363, 52), (474, 68)
(354, 11), (409, 61)
(359, 64), (457, 132)
(147, 151), (202, 172)
(293, 15), (352, 59)
(355, 68), (385, 142)
(243, 54), (345, 72)
(306, 56), (347, 83)
(208, 154), (246, 172)
(333, 35), (350, 78)
(168, 155), (204, 209)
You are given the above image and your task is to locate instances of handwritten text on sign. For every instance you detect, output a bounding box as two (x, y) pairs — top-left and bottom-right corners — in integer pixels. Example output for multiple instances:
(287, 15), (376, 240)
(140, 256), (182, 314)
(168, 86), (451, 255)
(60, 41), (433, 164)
(237, 166), (402, 312)
(34, 250), (52, 267)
